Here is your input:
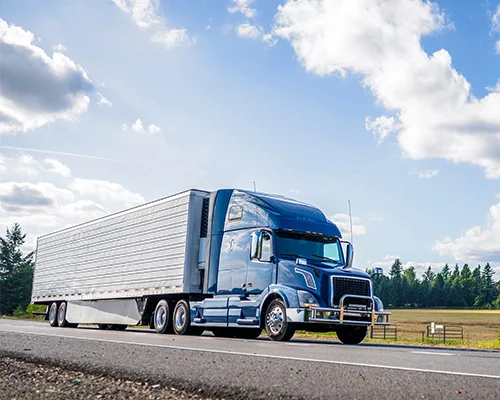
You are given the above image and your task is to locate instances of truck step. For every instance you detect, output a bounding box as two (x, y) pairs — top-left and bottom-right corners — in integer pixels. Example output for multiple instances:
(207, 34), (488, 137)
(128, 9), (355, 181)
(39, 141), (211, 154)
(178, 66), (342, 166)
(236, 318), (258, 326)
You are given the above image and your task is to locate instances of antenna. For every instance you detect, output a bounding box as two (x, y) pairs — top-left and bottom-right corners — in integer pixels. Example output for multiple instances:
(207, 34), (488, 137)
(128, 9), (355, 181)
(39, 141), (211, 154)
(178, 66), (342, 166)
(253, 181), (257, 192)
(348, 199), (353, 244)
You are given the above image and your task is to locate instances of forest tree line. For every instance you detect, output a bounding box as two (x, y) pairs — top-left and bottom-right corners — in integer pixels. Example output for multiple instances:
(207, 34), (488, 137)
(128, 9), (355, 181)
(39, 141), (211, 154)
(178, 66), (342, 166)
(1, 224), (500, 316)
(370, 259), (500, 309)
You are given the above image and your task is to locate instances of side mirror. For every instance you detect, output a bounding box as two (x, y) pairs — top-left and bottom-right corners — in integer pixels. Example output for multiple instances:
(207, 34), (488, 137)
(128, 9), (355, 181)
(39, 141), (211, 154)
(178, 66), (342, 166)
(345, 243), (354, 268)
(250, 231), (261, 259)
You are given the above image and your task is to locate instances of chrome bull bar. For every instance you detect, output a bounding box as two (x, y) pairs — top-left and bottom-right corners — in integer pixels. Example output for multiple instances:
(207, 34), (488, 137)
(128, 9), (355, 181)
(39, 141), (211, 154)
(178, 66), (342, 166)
(308, 295), (391, 326)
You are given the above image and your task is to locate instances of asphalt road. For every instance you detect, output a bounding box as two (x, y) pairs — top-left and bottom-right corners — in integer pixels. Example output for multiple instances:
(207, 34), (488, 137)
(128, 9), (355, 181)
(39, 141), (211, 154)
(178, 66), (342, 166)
(1, 319), (499, 399)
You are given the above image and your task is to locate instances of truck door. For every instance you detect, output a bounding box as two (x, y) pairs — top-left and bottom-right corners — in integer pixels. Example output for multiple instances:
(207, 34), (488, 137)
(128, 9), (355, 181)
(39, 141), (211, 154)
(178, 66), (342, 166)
(216, 230), (249, 295)
(246, 230), (274, 294)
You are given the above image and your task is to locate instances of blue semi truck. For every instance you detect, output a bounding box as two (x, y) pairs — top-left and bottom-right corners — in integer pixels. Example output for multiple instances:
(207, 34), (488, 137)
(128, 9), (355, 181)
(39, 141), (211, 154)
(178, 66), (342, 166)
(32, 189), (390, 344)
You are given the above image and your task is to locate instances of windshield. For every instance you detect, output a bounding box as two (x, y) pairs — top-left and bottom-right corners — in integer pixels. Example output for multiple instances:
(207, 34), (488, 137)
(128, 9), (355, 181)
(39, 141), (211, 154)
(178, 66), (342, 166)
(275, 231), (343, 266)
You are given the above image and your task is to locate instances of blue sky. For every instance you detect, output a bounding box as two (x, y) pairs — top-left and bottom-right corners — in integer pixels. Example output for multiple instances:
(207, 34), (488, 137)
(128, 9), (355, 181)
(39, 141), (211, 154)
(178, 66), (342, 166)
(1, 0), (500, 278)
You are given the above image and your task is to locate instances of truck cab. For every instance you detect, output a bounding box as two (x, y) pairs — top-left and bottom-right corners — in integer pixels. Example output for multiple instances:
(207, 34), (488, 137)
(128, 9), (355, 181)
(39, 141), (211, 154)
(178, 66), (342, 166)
(192, 189), (390, 344)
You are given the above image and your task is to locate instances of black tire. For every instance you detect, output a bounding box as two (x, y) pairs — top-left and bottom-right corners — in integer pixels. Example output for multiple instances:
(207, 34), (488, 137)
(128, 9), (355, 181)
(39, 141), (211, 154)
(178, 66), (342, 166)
(57, 302), (69, 327)
(336, 325), (367, 345)
(114, 324), (127, 331)
(172, 300), (204, 336)
(154, 299), (174, 334)
(48, 302), (58, 327)
(264, 299), (295, 341)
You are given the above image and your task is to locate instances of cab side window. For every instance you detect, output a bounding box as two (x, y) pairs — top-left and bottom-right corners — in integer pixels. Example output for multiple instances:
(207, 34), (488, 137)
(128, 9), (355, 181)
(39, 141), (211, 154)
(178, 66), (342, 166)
(260, 232), (272, 262)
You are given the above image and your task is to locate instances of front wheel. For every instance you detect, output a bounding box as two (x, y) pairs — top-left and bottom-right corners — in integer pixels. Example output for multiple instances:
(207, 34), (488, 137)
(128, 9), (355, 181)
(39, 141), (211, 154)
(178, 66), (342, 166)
(264, 299), (295, 341)
(336, 325), (367, 345)
(173, 300), (204, 336)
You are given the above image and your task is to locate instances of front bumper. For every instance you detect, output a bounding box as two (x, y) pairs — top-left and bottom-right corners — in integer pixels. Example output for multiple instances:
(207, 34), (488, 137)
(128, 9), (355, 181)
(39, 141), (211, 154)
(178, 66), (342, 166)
(288, 295), (391, 326)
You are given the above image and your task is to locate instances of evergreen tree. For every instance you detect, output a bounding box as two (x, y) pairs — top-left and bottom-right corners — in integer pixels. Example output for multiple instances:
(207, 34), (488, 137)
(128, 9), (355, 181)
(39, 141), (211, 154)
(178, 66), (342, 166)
(478, 263), (497, 306)
(0, 223), (34, 316)
(388, 259), (404, 307)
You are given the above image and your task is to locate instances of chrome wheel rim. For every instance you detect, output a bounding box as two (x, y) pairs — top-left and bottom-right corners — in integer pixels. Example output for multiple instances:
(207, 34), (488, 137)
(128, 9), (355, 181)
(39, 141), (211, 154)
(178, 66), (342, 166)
(57, 303), (65, 324)
(175, 306), (186, 330)
(156, 306), (166, 328)
(49, 303), (57, 323)
(267, 305), (284, 335)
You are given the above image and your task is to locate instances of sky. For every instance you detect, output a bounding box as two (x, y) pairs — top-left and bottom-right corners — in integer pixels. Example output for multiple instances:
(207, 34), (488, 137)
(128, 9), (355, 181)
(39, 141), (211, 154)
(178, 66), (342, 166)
(1, 0), (500, 279)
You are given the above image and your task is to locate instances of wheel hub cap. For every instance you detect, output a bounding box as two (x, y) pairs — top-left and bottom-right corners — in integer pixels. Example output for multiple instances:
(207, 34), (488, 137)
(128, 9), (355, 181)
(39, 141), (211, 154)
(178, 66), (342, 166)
(267, 306), (284, 334)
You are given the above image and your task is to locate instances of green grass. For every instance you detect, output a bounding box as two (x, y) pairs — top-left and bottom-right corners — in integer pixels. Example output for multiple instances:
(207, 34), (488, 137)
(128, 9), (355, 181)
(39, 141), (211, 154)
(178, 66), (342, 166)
(296, 309), (500, 349)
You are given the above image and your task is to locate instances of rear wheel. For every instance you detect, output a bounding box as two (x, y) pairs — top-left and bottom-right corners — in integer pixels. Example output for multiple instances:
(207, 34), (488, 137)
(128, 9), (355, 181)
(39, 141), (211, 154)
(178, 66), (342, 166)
(336, 326), (367, 345)
(154, 299), (174, 334)
(265, 299), (295, 341)
(57, 302), (69, 327)
(48, 302), (58, 327)
(173, 300), (204, 336)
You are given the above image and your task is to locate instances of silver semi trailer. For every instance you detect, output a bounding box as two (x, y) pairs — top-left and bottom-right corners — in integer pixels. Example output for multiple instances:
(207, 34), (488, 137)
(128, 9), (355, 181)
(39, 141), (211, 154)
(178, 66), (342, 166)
(33, 188), (389, 344)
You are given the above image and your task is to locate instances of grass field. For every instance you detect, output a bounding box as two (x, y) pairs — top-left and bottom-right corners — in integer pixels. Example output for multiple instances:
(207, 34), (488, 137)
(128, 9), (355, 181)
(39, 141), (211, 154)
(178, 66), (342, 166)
(297, 309), (500, 349)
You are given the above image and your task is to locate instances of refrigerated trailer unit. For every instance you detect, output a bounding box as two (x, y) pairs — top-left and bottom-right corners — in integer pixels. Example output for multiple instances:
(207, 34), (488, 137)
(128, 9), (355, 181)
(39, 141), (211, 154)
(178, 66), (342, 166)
(32, 188), (390, 344)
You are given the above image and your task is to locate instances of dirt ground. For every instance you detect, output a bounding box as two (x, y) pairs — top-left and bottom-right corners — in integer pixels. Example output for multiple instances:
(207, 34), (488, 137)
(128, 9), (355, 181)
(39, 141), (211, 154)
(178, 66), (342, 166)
(0, 356), (217, 400)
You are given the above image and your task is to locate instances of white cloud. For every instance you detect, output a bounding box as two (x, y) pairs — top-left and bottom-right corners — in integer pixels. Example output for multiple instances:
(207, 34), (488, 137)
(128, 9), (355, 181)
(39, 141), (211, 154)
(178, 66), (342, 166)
(262, 33), (278, 47)
(52, 43), (67, 53)
(329, 213), (367, 237)
(127, 118), (162, 134)
(433, 201), (500, 263)
(493, 5), (500, 32)
(0, 18), (93, 134)
(69, 178), (144, 206)
(235, 23), (276, 46)
(408, 169), (439, 179)
(274, 0), (500, 179)
(236, 23), (262, 39)
(97, 93), (113, 107)
(496, 41), (500, 55)
(44, 158), (71, 178)
(0, 153), (145, 250)
(365, 116), (399, 144)
(112, 0), (194, 48)
(228, 0), (257, 19)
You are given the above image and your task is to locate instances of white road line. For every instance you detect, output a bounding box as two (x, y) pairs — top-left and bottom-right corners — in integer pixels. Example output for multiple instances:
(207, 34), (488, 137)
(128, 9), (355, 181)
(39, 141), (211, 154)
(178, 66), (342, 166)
(411, 351), (454, 356)
(0, 328), (499, 380)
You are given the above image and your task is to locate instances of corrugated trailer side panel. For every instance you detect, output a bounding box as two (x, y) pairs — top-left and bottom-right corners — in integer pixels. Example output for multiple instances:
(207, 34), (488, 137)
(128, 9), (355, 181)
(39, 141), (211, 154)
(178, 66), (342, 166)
(32, 189), (209, 302)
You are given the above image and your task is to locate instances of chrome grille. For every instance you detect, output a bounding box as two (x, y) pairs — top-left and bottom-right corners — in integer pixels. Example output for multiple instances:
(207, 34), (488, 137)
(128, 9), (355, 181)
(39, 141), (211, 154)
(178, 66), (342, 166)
(331, 277), (371, 306)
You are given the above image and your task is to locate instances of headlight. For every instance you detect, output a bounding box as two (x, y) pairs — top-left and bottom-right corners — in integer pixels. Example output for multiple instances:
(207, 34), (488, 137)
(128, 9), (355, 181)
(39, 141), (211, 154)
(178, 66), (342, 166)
(297, 290), (320, 308)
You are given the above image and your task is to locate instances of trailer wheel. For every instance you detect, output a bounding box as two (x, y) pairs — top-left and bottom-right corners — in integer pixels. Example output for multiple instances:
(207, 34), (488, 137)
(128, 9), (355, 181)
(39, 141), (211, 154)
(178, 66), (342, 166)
(336, 326), (367, 345)
(154, 299), (174, 334)
(265, 299), (295, 341)
(48, 302), (58, 327)
(173, 300), (204, 336)
(57, 302), (69, 327)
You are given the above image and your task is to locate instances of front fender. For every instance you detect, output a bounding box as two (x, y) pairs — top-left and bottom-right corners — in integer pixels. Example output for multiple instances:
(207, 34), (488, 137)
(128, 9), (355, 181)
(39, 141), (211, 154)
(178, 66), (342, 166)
(259, 284), (300, 316)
